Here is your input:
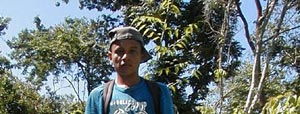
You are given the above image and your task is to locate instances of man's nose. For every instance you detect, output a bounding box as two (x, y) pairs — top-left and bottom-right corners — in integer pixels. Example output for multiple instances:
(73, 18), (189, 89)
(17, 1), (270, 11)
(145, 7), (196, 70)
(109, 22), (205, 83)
(121, 53), (128, 60)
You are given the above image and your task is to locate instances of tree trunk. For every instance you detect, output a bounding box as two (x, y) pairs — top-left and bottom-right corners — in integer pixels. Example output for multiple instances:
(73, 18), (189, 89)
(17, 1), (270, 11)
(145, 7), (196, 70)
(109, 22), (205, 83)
(244, 0), (278, 113)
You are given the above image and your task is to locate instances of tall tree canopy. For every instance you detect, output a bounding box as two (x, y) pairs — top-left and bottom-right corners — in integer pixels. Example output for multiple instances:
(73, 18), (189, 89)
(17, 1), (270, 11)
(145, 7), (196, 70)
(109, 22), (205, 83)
(7, 15), (120, 94)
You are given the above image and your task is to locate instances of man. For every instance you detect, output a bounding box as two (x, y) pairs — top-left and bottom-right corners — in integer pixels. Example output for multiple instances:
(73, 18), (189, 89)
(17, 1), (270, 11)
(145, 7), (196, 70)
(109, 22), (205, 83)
(85, 26), (174, 114)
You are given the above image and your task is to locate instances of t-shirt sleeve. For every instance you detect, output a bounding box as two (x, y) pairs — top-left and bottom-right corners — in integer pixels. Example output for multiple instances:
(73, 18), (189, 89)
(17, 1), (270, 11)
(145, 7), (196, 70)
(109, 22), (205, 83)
(85, 86), (104, 114)
(158, 83), (175, 114)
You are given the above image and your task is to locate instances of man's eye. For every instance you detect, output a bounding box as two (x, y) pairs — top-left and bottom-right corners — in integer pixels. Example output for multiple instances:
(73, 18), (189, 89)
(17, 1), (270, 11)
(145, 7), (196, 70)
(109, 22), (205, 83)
(116, 49), (124, 55)
(130, 50), (138, 54)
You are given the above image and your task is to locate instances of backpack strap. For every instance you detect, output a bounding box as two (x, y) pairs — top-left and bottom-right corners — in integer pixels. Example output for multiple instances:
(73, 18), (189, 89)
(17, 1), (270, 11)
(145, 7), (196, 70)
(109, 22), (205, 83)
(102, 80), (114, 114)
(145, 79), (161, 114)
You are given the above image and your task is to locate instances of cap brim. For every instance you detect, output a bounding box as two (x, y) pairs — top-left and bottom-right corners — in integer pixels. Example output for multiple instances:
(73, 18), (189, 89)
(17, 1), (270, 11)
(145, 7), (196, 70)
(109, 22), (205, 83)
(141, 48), (152, 63)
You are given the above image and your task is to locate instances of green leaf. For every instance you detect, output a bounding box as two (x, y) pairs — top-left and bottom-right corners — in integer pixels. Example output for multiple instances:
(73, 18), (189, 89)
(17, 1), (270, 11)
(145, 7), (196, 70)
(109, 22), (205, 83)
(165, 67), (170, 75)
(175, 29), (179, 38)
(176, 43), (184, 49)
(170, 5), (181, 14)
(169, 83), (176, 93)
(192, 69), (201, 79)
(214, 69), (227, 81)
(153, 36), (160, 41)
(138, 24), (147, 31)
(147, 32), (155, 38)
(143, 28), (150, 36)
(158, 69), (163, 76)
(297, 96), (300, 106)
(135, 20), (144, 28)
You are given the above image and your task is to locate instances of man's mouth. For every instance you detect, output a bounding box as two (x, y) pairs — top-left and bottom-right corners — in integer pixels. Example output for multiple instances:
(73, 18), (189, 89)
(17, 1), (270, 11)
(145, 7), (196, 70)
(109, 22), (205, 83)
(120, 61), (130, 67)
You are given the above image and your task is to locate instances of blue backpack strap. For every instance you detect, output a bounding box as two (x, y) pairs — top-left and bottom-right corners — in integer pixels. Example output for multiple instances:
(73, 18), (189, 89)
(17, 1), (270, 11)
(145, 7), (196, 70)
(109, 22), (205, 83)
(102, 80), (114, 114)
(145, 79), (161, 114)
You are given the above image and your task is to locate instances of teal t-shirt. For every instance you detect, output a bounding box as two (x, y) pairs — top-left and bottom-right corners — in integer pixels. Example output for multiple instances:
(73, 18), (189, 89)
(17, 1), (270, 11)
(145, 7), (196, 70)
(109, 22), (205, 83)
(85, 78), (174, 114)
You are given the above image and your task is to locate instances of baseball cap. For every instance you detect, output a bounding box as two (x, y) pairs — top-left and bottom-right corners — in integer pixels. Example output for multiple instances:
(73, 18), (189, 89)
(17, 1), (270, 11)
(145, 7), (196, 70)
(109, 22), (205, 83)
(108, 26), (152, 63)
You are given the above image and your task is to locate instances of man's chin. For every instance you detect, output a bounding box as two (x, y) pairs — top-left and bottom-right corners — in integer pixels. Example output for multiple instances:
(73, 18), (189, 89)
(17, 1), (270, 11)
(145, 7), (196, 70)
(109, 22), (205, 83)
(117, 70), (137, 76)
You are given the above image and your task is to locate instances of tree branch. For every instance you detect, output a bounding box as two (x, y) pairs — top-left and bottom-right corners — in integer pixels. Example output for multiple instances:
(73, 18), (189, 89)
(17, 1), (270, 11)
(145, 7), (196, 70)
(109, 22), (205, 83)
(234, 0), (255, 52)
(264, 1), (289, 43)
(64, 76), (84, 107)
(214, 85), (240, 109)
(248, 46), (271, 113)
(255, 0), (262, 18)
(265, 25), (300, 42)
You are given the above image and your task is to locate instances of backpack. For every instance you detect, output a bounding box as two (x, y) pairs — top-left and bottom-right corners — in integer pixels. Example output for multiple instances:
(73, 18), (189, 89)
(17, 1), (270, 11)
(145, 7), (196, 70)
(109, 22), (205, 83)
(102, 79), (161, 114)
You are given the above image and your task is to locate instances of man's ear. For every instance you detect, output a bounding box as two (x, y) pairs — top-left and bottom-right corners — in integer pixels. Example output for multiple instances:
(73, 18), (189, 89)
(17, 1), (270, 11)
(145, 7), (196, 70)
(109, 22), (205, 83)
(108, 51), (112, 61)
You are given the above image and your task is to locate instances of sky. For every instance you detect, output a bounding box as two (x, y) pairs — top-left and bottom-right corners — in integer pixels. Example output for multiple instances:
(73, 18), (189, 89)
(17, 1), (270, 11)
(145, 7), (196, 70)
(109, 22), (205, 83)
(0, 0), (257, 100)
(0, 0), (106, 99)
(0, 0), (102, 53)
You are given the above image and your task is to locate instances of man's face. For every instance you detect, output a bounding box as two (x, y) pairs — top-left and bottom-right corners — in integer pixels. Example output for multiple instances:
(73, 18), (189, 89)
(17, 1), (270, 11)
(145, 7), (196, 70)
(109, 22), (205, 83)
(108, 39), (143, 77)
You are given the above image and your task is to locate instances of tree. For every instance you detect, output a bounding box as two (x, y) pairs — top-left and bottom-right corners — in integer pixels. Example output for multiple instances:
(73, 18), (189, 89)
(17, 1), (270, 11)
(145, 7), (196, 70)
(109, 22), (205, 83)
(233, 0), (300, 113)
(262, 92), (300, 114)
(126, 0), (243, 113)
(7, 15), (119, 96)
(184, 0), (300, 113)
(200, 0), (300, 113)
(0, 16), (11, 36)
(0, 70), (38, 114)
(0, 56), (12, 74)
(202, 0), (241, 113)
(0, 57), (85, 114)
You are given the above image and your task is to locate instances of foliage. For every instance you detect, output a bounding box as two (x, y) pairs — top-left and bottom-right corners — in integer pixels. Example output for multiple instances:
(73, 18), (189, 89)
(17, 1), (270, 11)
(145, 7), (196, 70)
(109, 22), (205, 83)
(233, 0), (300, 113)
(78, 0), (143, 11)
(7, 16), (119, 94)
(124, 0), (243, 113)
(0, 56), (12, 74)
(207, 0), (300, 113)
(3, 0), (300, 114)
(41, 87), (86, 114)
(185, 0), (300, 113)
(262, 92), (300, 114)
(0, 73), (39, 114)
(0, 72), (85, 114)
(0, 16), (11, 36)
(0, 55), (85, 114)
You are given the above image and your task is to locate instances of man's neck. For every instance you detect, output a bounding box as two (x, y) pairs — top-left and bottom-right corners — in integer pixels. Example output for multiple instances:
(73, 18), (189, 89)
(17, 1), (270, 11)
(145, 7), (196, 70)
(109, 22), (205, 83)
(115, 74), (140, 88)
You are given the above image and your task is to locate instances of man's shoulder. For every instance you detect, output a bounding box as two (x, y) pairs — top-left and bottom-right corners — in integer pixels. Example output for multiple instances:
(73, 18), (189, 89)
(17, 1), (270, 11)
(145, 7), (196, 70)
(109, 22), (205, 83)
(89, 84), (105, 97)
(152, 81), (169, 90)
(150, 81), (173, 98)
(144, 79), (169, 92)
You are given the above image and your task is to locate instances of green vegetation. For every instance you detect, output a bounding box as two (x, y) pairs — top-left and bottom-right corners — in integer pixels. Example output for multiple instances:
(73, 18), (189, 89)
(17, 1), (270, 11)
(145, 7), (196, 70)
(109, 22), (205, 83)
(1, 0), (300, 113)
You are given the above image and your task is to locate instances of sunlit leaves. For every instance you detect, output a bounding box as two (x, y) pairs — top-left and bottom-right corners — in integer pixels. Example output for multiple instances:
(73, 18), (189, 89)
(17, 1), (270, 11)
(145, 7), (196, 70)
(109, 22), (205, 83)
(197, 106), (215, 114)
(132, 16), (163, 42)
(0, 73), (42, 114)
(192, 69), (202, 80)
(262, 92), (300, 114)
(214, 68), (227, 82)
(160, 0), (181, 17)
(0, 56), (11, 74)
(7, 17), (114, 93)
(174, 24), (199, 49)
